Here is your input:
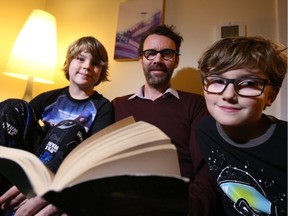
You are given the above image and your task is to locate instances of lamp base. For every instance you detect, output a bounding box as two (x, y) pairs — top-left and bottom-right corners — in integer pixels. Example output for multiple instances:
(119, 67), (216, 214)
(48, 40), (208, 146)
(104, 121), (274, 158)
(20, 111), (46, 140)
(22, 76), (33, 102)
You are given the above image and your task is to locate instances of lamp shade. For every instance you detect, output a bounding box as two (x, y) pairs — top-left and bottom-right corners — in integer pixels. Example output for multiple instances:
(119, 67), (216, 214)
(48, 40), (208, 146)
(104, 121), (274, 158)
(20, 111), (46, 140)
(3, 9), (57, 84)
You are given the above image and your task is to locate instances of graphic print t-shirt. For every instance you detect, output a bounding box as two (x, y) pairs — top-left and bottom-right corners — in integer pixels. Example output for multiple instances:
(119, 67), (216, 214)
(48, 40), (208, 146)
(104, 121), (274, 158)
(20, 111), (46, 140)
(196, 116), (287, 216)
(41, 94), (97, 132)
(36, 94), (98, 172)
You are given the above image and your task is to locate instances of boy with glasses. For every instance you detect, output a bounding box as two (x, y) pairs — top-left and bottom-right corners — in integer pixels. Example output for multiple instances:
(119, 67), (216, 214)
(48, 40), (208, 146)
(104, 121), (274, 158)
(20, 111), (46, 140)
(113, 24), (222, 215)
(197, 36), (287, 215)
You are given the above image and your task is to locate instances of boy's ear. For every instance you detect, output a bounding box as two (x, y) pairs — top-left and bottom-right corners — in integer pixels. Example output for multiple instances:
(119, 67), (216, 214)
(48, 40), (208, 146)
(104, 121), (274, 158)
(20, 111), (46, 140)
(266, 87), (280, 107)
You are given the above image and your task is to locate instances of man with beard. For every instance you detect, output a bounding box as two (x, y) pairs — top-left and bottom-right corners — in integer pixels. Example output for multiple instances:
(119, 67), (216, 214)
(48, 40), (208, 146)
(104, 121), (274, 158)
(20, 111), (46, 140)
(112, 24), (223, 216)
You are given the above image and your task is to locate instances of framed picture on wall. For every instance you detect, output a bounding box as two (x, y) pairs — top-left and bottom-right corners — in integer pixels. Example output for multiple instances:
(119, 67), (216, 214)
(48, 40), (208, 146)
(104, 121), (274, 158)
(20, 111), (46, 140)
(114, 0), (165, 60)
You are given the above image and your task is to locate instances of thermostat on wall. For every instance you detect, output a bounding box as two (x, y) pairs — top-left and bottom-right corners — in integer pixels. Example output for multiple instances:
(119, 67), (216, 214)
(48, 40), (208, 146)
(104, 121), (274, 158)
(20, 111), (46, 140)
(216, 22), (246, 39)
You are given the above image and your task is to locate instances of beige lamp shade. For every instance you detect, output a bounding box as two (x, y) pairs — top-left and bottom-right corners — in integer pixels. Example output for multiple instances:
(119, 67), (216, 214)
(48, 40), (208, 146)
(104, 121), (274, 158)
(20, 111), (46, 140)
(3, 9), (57, 100)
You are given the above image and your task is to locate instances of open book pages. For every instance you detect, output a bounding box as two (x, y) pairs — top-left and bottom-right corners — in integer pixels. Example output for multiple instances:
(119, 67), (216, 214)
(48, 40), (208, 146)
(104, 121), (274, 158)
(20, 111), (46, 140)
(0, 117), (184, 197)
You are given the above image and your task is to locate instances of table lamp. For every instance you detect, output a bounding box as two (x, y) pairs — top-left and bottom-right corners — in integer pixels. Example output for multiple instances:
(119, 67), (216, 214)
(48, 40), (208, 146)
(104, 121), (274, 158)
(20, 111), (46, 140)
(3, 9), (57, 101)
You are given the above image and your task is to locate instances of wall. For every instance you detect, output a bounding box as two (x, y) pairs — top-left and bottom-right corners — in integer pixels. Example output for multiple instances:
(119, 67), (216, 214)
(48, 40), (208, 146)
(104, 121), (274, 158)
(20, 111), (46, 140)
(0, 0), (286, 119)
(274, 0), (287, 120)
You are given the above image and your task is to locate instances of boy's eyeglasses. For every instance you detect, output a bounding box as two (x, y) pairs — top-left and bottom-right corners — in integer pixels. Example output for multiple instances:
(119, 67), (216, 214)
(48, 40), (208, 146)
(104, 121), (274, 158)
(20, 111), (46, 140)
(202, 76), (271, 97)
(142, 49), (177, 60)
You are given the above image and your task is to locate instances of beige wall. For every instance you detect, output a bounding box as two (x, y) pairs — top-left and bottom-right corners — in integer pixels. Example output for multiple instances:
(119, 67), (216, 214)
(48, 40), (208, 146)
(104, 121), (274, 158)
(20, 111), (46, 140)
(0, 0), (286, 119)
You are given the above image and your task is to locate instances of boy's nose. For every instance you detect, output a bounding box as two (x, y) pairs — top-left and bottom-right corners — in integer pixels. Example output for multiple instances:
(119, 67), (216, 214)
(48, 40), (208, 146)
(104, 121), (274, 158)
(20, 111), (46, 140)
(222, 83), (237, 98)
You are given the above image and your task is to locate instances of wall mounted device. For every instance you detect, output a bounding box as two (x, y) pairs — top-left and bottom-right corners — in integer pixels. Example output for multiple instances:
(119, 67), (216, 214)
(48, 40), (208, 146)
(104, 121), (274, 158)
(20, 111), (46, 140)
(216, 22), (246, 39)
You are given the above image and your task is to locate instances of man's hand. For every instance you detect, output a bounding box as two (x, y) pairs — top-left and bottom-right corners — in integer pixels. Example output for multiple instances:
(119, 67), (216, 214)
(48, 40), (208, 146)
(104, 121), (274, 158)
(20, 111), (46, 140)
(14, 196), (61, 216)
(0, 185), (25, 210)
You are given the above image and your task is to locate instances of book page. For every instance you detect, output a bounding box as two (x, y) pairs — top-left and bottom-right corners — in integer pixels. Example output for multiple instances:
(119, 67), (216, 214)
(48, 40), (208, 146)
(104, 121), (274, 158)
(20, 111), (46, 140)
(0, 146), (54, 196)
(0, 118), (178, 197)
(52, 121), (171, 191)
(50, 144), (182, 191)
(63, 116), (135, 161)
(0, 117), (135, 196)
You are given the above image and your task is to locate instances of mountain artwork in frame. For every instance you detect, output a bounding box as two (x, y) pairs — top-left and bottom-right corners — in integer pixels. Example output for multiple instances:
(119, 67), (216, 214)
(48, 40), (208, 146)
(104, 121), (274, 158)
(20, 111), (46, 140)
(114, 0), (165, 60)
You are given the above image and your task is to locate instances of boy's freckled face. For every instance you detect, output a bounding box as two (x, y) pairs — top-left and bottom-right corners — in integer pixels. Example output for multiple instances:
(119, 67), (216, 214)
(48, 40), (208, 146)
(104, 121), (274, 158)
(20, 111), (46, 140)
(204, 69), (274, 127)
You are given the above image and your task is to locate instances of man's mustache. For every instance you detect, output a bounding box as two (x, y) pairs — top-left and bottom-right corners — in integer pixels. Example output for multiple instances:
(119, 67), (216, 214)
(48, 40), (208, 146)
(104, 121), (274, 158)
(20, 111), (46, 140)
(148, 64), (167, 71)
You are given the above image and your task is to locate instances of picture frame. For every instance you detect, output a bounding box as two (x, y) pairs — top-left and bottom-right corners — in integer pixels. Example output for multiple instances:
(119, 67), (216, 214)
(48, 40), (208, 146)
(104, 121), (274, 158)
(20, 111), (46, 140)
(114, 0), (165, 60)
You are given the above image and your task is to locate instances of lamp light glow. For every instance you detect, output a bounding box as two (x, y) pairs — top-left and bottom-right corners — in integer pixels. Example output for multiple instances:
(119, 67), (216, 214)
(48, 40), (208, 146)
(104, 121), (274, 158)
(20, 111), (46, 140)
(3, 9), (57, 101)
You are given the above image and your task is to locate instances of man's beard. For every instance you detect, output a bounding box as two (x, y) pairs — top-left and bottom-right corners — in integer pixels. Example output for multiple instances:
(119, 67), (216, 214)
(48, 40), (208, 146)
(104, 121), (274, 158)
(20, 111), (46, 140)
(144, 64), (172, 88)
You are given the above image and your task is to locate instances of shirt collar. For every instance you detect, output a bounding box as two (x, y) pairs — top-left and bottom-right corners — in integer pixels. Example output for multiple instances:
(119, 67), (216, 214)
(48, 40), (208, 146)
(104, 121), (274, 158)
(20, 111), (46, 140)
(128, 85), (180, 100)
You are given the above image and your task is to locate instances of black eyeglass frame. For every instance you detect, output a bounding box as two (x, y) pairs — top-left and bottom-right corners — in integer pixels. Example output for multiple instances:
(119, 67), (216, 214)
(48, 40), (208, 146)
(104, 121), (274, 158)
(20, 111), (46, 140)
(202, 76), (272, 97)
(141, 49), (178, 60)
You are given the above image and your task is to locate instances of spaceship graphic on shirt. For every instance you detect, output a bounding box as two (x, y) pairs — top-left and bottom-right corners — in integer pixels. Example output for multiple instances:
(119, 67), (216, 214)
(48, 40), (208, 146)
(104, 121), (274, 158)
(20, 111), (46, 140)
(218, 166), (274, 215)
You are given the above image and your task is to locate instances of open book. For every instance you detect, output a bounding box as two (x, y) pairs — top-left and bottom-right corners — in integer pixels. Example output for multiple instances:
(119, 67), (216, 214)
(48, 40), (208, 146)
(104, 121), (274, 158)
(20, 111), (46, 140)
(0, 117), (189, 216)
